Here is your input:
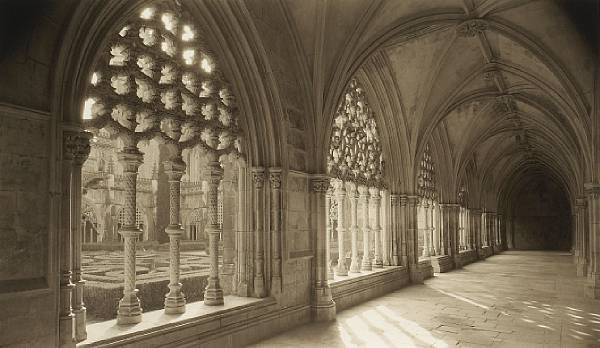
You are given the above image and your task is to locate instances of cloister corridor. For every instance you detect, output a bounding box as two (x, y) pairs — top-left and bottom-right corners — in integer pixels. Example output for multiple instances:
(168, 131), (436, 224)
(251, 251), (600, 348)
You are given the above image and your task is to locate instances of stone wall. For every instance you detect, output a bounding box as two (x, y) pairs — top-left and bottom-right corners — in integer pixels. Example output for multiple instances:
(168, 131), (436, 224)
(512, 179), (572, 250)
(0, 105), (57, 347)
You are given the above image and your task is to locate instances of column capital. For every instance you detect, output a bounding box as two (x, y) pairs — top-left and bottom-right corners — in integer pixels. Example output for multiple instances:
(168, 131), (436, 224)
(310, 175), (330, 193)
(64, 130), (92, 165)
(407, 195), (419, 205)
(585, 183), (600, 198)
(576, 197), (588, 207)
(269, 168), (282, 190)
(164, 157), (186, 180)
(334, 179), (347, 197)
(369, 186), (381, 198)
(390, 194), (399, 206)
(118, 147), (143, 172)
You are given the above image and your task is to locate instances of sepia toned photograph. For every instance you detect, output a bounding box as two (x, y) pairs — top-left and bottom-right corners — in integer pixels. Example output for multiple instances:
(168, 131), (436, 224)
(0, 0), (598, 347)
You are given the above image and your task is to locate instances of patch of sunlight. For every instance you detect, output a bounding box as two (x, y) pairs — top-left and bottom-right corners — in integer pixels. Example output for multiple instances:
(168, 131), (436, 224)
(432, 288), (489, 310)
(336, 323), (359, 348)
(565, 306), (582, 312)
(571, 329), (591, 337)
(537, 324), (555, 331)
(589, 312), (600, 317)
(522, 318), (535, 324)
(573, 322), (586, 327)
(375, 306), (448, 348)
(589, 320), (600, 324)
(362, 310), (417, 347)
(569, 334), (582, 340)
(345, 315), (390, 348)
(568, 313), (584, 319)
(527, 305), (538, 309)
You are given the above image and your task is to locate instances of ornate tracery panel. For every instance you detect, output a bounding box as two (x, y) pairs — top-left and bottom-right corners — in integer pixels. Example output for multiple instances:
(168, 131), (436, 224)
(325, 78), (387, 276)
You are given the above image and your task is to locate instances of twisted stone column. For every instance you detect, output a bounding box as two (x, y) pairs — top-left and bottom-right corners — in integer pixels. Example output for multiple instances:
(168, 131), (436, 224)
(390, 194), (400, 266)
(371, 187), (383, 268)
(204, 155), (225, 305)
(116, 147), (144, 324)
(311, 176), (336, 321)
(59, 131), (76, 347)
(335, 180), (348, 276)
(251, 168), (267, 297)
(70, 132), (91, 339)
(270, 169), (282, 293)
(359, 186), (372, 271)
(576, 197), (588, 276)
(326, 187), (335, 280)
(164, 158), (186, 314)
(348, 183), (360, 273)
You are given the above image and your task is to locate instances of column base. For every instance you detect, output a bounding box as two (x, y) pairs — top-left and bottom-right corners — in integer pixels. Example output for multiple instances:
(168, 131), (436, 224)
(361, 258), (372, 271)
(453, 256), (462, 269)
(312, 287), (336, 322)
(392, 256), (399, 266)
(409, 266), (423, 284)
(73, 307), (87, 341)
(164, 288), (186, 314)
(117, 292), (143, 325)
(577, 261), (588, 277)
(373, 258), (384, 268)
(204, 286), (224, 306)
(349, 258), (361, 273)
(271, 277), (282, 297)
(59, 314), (75, 348)
(254, 275), (267, 297)
(585, 274), (600, 299)
(336, 264), (348, 276)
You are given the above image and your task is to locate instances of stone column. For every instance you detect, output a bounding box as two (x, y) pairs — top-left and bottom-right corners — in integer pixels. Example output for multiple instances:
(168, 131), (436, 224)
(251, 168), (267, 297)
(59, 132), (76, 347)
(326, 187), (335, 280)
(446, 204), (461, 268)
(359, 186), (372, 271)
(576, 197), (588, 276)
(311, 176), (336, 321)
(116, 147), (144, 324)
(204, 154), (225, 305)
(269, 169), (283, 293)
(371, 187), (384, 268)
(428, 200), (436, 256)
(498, 214), (504, 249)
(348, 183), (360, 273)
(163, 157), (186, 314)
(421, 200), (431, 258)
(481, 212), (488, 247)
(407, 196), (422, 282)
(472, 209), (482, 257)
(439, 204), (449, 256)
(432, 202), (441, 255)
(390, 194), (400, 266)
(381, 190), (391, 266)
(335, 180), (348, 275)
(71, 132), (91, 340)
(586, 184), (600, 298)
(400, 196), (408, 267)
(236, 164), (251, 296)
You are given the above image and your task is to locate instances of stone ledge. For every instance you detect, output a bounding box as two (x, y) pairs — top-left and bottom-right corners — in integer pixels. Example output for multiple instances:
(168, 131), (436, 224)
(79, 295), (302, 347)
(430, 255), (454, 273)
(458, 250), (478, 266)
(418, 259), (434, 279)
(330, 266), (410, 312)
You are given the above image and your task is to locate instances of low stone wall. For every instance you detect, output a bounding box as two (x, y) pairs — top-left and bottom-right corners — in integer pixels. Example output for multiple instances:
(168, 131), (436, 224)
(419, 259), (434, 279)
(458, 250), (478, 266)
(85, 274), (209, 320)
(331, 267), (410, 312)
(430, 255), (454, 273)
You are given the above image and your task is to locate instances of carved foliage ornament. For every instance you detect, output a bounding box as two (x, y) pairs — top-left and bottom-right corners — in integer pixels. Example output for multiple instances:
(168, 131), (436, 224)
(417, 143), (436, 199)
(64, 131), (92, 165)
(456, 19), (488, 38)
(327, 79), (384, 188)
(83, 1), (242, 158)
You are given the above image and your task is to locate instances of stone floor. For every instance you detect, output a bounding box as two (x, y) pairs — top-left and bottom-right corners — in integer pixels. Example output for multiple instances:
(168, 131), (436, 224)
(249, 251), (600, 347)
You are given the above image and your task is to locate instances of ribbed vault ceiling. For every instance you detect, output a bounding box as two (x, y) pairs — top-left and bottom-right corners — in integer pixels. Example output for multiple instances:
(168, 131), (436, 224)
(283, 0), (596, 208)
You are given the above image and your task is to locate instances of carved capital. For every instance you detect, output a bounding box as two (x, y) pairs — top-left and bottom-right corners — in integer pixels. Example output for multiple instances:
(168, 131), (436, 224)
(576, 196), (587, 208)
(585, 183), (600, 199)
(64, 130), (92, 165)
(117, 147), (143, 173)
(252, 168), (265, 189)
(456, 19), (488, 38)
(390, 194), (399, 206)
(164, 157), (186, 181)
(310, 176), (330, 193)
(269, 171), (282, 190)
(206, 161), (224, 186)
